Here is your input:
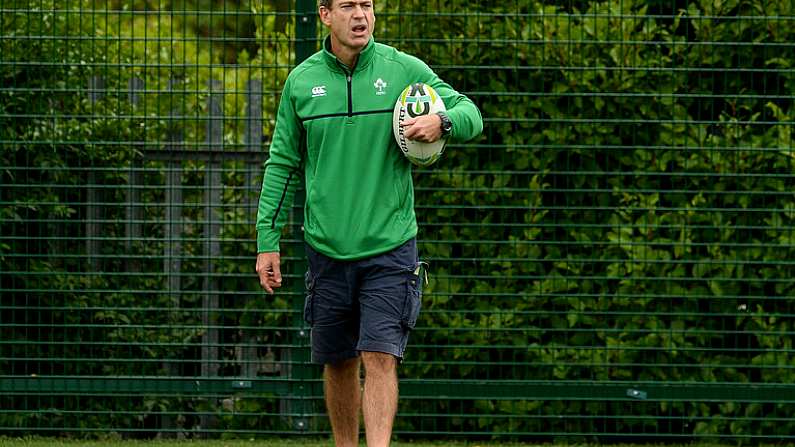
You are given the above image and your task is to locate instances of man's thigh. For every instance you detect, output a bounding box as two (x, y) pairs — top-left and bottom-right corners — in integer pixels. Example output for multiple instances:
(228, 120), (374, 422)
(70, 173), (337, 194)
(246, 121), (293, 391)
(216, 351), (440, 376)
(355, 239), (421, 360)
(304, 245), (359, 365)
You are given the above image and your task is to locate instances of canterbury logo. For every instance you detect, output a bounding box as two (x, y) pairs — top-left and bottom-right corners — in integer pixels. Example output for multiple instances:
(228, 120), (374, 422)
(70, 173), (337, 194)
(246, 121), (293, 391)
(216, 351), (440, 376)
(311, 85), (326, 97)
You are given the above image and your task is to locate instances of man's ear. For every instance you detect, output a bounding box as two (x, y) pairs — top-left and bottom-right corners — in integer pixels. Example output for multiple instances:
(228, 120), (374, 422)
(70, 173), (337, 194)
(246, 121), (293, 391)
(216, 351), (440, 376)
(319, 7), (331, 26)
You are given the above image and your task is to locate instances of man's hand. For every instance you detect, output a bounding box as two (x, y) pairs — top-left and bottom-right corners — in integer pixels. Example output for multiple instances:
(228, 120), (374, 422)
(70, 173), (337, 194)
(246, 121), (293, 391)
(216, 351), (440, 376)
(402, 114), (443, 143)
(256, 252), (282, 294)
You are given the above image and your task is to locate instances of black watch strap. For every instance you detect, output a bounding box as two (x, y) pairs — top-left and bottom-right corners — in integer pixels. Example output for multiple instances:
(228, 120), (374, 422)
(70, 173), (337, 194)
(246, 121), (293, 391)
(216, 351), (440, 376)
(437, 111), (452, 137)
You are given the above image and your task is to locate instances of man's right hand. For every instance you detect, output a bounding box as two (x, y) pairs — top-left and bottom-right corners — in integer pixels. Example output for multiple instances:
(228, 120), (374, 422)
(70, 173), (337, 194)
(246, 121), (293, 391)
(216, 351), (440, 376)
(256, 252), (283, 294)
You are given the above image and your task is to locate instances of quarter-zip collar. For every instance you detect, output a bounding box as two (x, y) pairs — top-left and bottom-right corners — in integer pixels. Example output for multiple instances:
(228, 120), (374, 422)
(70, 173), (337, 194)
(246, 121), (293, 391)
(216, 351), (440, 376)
(322, 35), (376, 74)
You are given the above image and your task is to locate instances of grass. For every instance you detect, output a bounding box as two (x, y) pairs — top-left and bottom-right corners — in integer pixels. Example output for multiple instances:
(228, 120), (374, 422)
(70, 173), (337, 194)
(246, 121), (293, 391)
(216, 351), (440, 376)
(0, 439), (548, 447)
(0, 439), (747, 447)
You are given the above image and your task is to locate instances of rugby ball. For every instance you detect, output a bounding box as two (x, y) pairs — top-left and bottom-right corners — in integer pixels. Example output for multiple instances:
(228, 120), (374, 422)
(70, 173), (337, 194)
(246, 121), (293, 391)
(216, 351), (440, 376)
(392, 83), (447, 167)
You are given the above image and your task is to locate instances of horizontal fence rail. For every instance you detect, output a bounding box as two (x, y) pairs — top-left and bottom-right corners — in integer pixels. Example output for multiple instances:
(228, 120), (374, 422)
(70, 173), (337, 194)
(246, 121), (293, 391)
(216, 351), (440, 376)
(1, 0), (794, 442)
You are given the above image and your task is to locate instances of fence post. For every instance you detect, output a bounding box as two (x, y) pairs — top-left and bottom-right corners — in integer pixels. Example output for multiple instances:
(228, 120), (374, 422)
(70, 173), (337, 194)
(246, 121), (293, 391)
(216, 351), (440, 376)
(241, 79), (263, 379)
(126, 77), (145, 267)
(286, 0), (317, 432)
(164, 77), (184, 308)
(85, 171), (100, 270)
(200, 79), (223, 433)
(162, 77), (184, 436)
(86, 76), (104, 270)
(244, 79), (263, 154)
(49, 95), (66, 266)
(88, 75), (105, 103)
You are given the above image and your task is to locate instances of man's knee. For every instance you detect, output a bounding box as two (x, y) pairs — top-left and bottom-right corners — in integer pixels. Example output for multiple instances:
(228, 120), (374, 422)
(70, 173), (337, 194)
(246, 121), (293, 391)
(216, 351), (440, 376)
(325, 357), (360, 380)
(361, 351), (396, 376)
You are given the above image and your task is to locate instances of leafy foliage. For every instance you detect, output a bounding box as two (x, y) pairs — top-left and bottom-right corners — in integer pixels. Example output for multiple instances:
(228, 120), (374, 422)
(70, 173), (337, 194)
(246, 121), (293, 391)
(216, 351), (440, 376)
(392, 0), (795, 439)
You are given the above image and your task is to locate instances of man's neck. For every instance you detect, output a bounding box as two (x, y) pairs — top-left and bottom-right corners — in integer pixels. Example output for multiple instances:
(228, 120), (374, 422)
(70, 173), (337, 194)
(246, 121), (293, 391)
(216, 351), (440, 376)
(337, 51), (359, 70)
(329, 39), (362, 70)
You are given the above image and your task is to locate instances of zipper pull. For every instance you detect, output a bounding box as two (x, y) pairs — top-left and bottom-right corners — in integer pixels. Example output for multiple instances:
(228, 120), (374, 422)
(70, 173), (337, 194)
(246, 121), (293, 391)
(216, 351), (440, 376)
(347, 75), (352, 83)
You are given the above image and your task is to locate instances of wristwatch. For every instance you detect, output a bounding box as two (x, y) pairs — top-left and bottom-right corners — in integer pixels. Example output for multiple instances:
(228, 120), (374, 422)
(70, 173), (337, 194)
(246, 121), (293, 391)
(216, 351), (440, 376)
(436, 111), (452, 137)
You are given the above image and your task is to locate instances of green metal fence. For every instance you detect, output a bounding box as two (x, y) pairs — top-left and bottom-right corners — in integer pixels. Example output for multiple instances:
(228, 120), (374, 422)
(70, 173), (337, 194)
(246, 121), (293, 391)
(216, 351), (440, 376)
(1, 0), (794, 441)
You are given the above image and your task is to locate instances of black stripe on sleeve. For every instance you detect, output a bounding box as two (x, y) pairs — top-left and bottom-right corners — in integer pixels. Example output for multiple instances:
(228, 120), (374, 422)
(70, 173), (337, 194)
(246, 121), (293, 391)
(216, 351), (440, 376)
(271, 171), (294, 229)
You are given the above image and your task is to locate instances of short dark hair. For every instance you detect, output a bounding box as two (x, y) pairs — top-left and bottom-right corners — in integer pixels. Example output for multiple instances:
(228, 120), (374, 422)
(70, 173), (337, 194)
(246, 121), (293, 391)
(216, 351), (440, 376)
(319, 0), (331, 7)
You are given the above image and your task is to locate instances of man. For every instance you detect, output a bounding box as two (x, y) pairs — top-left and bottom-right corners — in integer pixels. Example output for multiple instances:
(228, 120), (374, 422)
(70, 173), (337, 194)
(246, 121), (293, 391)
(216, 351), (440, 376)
(255, 0), (482, 445)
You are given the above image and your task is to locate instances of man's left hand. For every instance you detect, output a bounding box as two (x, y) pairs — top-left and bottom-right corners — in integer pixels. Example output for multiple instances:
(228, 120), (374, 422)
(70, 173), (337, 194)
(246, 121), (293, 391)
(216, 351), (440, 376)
(402, 114), (443, 143)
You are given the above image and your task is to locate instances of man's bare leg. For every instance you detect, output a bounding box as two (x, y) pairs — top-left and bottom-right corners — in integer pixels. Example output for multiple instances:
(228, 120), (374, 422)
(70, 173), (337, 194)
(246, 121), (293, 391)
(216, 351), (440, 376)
(324, 357), (361, 447)
(361, 351), (398, 447)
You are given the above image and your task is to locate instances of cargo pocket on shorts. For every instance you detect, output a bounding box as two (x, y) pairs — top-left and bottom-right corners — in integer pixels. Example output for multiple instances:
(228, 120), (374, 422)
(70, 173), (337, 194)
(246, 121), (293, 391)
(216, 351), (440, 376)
(400, 265), (423, 330)
(303, 269), (315, 325)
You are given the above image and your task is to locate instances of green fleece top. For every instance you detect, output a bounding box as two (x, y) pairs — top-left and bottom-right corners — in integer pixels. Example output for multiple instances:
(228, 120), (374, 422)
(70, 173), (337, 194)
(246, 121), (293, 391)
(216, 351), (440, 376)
(256, 37), (483, 260)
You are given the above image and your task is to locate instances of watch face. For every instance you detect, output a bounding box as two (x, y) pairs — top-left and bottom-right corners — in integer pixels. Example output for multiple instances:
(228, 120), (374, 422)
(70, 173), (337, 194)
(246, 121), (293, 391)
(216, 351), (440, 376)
(439, 112), (452, 133)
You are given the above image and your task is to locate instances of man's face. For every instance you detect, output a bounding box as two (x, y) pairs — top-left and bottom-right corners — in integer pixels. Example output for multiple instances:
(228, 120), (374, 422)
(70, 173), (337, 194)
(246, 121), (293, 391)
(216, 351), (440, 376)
(320, 0), (375, 55)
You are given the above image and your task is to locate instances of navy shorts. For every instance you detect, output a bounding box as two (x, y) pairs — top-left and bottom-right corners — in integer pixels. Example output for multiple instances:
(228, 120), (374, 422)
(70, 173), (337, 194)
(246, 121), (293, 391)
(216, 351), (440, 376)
(303, 238), (423, 365)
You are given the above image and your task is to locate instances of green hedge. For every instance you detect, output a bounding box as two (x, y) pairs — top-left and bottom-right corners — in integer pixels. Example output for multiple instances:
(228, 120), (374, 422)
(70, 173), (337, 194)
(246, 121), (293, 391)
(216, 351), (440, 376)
(397, 0), (795, 438)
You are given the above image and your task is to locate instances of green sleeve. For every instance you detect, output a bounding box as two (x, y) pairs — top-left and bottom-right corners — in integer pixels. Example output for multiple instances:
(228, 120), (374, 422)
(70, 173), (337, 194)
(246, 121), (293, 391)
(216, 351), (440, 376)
(413, 58), (484, 142)
(256, 77), (303, 253)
